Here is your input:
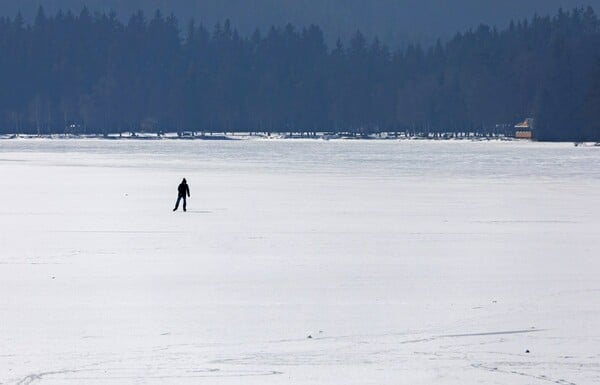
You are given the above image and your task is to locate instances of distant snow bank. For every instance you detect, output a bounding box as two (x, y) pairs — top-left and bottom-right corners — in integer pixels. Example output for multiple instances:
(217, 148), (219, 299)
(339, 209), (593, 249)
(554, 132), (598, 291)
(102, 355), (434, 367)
(2, 132), (600, 145)
(0, 131), (524, 142)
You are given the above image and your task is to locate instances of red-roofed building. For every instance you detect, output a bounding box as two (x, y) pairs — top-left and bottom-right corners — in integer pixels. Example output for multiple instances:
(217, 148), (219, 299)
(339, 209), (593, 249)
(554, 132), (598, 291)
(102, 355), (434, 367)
(514, 118), (534, 139)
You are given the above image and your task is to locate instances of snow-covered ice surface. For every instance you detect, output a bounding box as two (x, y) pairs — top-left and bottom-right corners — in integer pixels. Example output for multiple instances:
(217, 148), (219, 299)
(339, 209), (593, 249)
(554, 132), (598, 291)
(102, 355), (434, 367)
(1, 139), (599, 384)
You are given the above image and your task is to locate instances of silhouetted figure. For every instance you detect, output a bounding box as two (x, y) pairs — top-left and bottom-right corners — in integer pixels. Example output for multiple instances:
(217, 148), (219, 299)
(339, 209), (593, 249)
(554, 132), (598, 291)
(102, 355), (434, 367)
(173, 178), (190, 212)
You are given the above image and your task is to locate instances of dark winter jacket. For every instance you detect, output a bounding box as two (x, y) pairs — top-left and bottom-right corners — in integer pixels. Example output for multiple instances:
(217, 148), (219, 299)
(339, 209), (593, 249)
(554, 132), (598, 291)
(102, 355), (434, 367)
(178, 182), (190, 197)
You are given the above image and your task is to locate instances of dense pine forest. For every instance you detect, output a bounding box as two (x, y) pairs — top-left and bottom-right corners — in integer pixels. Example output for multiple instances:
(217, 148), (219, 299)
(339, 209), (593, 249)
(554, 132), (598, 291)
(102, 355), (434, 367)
(0, 7), (599, 140)
(5, 1), (600, 46)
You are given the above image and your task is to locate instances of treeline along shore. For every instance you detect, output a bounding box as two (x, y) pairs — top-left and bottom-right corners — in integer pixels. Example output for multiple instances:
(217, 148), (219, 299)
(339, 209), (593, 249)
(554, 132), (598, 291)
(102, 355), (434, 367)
(0, 7), (599, 141)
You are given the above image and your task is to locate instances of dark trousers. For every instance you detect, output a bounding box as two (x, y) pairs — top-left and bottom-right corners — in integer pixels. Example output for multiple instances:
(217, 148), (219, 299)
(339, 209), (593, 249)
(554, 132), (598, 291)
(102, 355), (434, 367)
(174, 195), (187, 211)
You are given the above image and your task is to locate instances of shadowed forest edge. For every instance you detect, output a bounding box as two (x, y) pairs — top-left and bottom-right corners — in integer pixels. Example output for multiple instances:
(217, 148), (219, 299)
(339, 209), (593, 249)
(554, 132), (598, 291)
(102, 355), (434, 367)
(1, 7), (600, 141)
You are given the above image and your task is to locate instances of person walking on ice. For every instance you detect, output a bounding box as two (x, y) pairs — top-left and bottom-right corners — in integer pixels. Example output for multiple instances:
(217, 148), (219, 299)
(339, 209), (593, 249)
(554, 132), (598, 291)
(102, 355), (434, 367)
(173, 178), (190, 212)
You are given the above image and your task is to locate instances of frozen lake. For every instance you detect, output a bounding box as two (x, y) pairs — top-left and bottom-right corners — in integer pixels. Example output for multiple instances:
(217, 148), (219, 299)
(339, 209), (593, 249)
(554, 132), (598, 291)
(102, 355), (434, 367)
(1, 139), (599, 384)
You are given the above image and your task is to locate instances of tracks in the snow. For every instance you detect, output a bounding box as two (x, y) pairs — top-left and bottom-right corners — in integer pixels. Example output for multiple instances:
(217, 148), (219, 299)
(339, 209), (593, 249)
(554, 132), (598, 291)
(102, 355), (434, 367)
(13, 368), (283, 384)
(472, 363), (577, 385)
(15, 370), (77, 385)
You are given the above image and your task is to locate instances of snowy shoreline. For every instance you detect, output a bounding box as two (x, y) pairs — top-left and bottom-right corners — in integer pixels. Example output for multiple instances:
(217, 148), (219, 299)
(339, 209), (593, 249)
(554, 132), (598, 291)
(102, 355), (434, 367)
(1, 133), (599, 146)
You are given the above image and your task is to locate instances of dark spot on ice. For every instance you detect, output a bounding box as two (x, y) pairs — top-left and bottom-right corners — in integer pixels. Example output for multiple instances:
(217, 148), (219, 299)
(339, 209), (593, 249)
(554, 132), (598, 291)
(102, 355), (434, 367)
(307, 335), (312, 339)
(52, 276), (56, 279)
(525, 349), (530, 353)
